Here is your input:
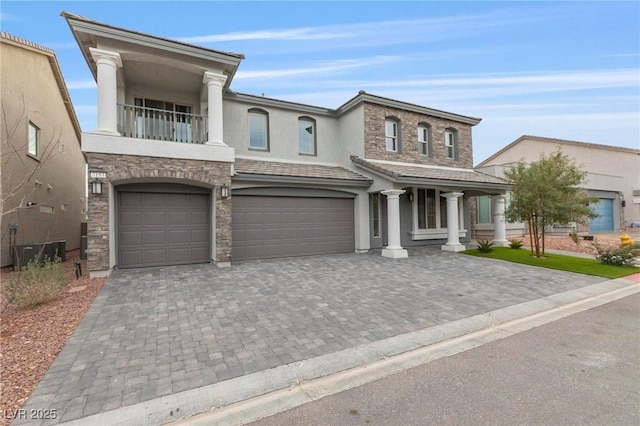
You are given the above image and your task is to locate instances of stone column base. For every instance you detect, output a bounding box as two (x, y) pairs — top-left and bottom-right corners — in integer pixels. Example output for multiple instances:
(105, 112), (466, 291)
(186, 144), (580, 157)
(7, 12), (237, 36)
(441, 244), (466, 252)
(382, 248), (408, 258)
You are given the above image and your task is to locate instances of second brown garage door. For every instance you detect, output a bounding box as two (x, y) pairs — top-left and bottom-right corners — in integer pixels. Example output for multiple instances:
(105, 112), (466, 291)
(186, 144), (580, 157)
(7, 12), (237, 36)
(118, 191), (210, 268)
(232, 195), (354, 261)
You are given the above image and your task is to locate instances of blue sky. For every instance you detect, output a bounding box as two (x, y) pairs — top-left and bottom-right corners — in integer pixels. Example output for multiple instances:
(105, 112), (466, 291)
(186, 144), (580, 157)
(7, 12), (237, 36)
(1, 1), (639, 164)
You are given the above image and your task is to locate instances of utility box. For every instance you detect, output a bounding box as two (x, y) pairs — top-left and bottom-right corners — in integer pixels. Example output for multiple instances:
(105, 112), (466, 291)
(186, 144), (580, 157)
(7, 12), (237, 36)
(12, 241), (67, 271)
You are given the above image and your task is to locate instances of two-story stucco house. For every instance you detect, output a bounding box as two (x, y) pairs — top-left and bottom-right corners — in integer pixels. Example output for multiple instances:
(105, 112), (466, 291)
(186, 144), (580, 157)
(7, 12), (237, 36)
(63, 13), (510, 277)
(1, 32), (86, 267)
(475, 135), (640, 237)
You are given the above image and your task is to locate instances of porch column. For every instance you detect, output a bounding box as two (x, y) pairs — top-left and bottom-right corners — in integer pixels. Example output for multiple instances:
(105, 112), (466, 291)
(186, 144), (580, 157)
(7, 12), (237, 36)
(442, 192), (465, 252)
(492, 195), (508, 246)
(203, 71), (228, 146)
(89, 48), (122, 136)
(381, 189), (408, 259)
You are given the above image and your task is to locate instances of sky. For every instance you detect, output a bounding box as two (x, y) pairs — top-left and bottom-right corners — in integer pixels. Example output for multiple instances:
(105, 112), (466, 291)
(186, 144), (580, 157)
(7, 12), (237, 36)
(1, 1), (639, 164)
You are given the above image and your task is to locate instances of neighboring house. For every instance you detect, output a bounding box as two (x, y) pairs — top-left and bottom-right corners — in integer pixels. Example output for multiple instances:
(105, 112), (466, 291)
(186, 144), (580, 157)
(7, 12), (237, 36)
(63, 13), (509, 277)
(0, 32), (85, 267)
(474, 135), (640, 238)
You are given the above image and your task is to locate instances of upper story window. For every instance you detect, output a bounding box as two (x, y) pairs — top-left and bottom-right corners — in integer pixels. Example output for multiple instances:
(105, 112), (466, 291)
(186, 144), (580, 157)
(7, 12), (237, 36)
(248, 108), (269, 150)
(445, 128), (458, 160)
(417, 123), (432, 157)
(28, 122), (39, 158)
(385, 117), (400, 152)
(298, 116), (316, 155)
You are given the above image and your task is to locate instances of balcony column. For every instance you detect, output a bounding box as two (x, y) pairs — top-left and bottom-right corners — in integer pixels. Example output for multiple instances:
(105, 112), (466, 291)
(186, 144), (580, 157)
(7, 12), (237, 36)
(442, 192), (465, 252)
(203, 71), (228, 146)
(381, 189), (408, 259)
(492, 194), (509, 246)
(89, 48), (122, 136)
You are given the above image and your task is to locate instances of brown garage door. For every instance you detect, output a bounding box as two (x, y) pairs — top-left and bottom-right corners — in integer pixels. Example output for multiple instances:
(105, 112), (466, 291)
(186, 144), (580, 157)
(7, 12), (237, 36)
(232, 196), (354, 261)
(118, 191), (210, 268)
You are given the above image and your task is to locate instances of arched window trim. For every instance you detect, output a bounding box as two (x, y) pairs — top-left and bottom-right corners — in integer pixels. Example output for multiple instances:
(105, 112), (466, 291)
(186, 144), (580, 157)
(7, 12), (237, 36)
(444, 127), (459, 160)
(417, 122), (432, 157)
(298, 115), (317, 156)
(385, 116), (401, 153)
(248, 108), (269, 151)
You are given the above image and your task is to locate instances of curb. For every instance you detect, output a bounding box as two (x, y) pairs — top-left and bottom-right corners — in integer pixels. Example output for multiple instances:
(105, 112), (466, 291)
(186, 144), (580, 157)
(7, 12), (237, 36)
(60, 278), (640, 426)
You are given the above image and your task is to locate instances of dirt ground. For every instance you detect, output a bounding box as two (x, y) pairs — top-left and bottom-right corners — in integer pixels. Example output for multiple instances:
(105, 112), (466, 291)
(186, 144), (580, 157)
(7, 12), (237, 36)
(0, 231), (638, 425)
(0, 250), (106, 426)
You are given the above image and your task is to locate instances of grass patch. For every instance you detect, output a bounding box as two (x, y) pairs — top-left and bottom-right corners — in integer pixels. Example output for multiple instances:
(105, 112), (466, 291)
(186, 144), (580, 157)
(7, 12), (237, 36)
(462, 247), (638, 279)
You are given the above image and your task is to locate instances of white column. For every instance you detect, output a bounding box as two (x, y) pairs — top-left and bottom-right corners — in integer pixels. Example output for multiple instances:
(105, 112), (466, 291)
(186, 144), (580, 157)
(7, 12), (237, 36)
(381, 189), (408, 259)
(492, 195), (508, 246)
(203, 71), (227, 146)
(442, 192), (465, 252)
(89, 48), (122, 136)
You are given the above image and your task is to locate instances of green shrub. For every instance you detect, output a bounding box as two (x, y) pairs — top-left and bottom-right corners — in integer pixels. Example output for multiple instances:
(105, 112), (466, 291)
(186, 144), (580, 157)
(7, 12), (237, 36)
(508, 238), (524, 249)
(594, 243), (640, 267)
(7, 256), (68, 308)
(477, 239), (495, 253)
(568, 231), (580, 246)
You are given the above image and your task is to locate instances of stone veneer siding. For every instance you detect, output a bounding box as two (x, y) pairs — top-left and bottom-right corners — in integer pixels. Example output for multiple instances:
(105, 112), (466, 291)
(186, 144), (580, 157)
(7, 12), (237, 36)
(86, 152), (232, 272)
(363, 102), (474, 168)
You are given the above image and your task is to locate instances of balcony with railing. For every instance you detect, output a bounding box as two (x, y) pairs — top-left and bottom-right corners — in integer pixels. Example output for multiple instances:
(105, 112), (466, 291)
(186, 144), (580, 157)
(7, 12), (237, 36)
(117, 104), (207, 144)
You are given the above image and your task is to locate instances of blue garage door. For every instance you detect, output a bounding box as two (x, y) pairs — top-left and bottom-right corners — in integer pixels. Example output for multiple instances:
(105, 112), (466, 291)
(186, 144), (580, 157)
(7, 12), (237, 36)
(590, 198), (614, 232)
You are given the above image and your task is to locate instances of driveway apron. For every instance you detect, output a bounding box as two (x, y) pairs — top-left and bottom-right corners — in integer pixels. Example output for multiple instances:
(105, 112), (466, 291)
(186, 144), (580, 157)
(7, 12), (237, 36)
(16, 249), (605, 424)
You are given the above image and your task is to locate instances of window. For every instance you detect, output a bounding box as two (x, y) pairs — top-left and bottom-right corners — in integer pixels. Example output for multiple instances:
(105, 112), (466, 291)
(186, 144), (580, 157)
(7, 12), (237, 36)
(28, 122), (39, 157)
(372, 193), (381, 238)
(417, 123), (431, 156)
(385, 118), (399, 152)
(477, 195), (493, 224)
(248, 109), (269, 150)
(134, 98), (194, 143)
(298, 117), (316, 155)
(445, 128), (458, 160)
(417, 188), (438, 229)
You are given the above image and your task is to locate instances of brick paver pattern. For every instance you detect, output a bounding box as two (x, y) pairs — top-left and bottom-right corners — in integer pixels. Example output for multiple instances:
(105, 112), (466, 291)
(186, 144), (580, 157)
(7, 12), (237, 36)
(17, 249), (604, 424)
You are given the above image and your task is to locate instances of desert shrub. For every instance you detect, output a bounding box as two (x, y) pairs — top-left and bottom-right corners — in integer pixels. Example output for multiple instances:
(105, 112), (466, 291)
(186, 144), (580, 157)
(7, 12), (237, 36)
(568, 231), (580, 246)
(477, 239), (495, 253)
(7, 256), (68, 308)
(594, 243), (640, 267)
(508, 238), (524, 249)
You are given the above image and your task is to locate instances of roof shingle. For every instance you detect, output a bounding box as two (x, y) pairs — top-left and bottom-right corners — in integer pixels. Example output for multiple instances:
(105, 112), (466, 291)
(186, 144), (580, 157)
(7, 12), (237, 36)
(234, 158), (372, 182)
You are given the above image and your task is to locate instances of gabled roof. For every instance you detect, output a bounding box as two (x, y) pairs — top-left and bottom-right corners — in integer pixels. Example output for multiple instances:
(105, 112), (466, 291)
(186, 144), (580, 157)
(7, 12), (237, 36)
(61, 11), (244, 85)
(233, 157), (372, 187)
(351, 156), (509, 189)
(0, 31), (82, 143)
(338, 91), (482, 126)
(478, 135), (640, 167)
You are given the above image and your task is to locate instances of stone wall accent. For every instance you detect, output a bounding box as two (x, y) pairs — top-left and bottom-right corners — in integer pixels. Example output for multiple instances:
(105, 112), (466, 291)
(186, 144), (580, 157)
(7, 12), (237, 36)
(363, 102), (474, 168)
(86, 152), (232, 272)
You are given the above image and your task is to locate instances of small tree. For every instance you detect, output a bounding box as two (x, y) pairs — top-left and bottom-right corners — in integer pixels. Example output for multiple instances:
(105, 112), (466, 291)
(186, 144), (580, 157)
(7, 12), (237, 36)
(504, 149), (597, 258)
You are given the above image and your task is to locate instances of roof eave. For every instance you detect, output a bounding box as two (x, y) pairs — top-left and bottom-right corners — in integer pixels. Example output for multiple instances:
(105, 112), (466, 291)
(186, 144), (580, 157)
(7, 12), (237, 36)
(232, 173), (372, 187)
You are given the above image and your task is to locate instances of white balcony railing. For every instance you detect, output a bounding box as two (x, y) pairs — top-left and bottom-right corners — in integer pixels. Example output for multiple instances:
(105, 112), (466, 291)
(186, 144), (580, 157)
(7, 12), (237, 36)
(117, 104), (207, 144)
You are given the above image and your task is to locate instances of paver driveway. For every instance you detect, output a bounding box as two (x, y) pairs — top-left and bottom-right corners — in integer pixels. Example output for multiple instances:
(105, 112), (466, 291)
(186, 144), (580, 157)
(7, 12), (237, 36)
(17, 248), (604, 424)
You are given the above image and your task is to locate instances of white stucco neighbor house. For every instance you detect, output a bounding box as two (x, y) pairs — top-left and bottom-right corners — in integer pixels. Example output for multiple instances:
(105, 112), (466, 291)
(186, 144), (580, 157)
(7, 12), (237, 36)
(63, 12), (510, 277)
(474, 135), (640, 239)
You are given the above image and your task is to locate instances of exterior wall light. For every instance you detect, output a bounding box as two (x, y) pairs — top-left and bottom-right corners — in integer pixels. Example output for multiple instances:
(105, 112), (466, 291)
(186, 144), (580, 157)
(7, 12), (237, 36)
(91, 180), (102, 194)
(221, 184), (230, 199)
(407, 192), (414, 202)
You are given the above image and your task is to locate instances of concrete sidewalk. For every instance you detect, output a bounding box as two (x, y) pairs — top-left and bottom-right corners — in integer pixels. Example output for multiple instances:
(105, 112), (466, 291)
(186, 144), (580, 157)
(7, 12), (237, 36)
(14, 248), (639, 425)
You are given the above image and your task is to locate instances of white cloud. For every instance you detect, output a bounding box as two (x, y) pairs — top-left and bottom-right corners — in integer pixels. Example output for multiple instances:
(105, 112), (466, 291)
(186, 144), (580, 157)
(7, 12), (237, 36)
(66, 80), (96, 90)
(235, 56), (398, 80)
(177, 6), (558, 49)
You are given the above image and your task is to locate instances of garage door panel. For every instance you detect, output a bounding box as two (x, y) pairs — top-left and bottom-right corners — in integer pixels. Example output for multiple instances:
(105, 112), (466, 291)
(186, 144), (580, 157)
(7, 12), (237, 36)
(120, 231), (142, 246)
(232, 195), (354, 261)
(118, 191), (210, 268)
(143, 230), (167, 245)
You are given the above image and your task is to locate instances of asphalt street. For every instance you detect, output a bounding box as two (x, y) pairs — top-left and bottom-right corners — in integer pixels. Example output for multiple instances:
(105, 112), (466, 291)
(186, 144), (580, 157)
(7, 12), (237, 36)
(249, 293), (640, 426)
